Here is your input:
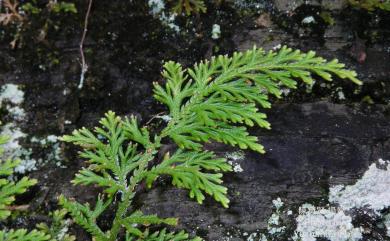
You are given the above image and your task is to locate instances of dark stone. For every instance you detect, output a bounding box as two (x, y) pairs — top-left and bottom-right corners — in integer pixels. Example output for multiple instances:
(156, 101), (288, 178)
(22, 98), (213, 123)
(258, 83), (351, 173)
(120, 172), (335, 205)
(138, 101), (390, 240)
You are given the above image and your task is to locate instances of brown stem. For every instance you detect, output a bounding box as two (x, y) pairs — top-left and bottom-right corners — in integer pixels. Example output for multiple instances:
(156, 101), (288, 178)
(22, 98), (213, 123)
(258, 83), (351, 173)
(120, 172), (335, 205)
(78, 0), (93, 89)
(6, 204), (29, 211)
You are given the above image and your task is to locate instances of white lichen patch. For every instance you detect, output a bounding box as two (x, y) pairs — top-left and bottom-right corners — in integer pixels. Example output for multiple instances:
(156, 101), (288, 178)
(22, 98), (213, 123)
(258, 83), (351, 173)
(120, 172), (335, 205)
(147, 0), (180, 32)
(226, 151), (245, 173)
(245, 159), (390, 241)
(294, 204), (363, 241)
(268, 213), (280, 226)
(31, 134), (64, 167)
(272, 44), (282, 50)
(0, 84), (26, 119)
(7, 106), (26, 120)
(14, 159), (37, 174)
(0, 84), (34, 173)
(337, 90), (346, 100)
(329, 160), (390, 213)
(0, 124), (38, 174)
(384, 213), (390, 237)
(272, 197), (284, 210)
(0, 84), (24, 105)
(1, 122), (65, 172)
(230, 163), (243, 172)
(243, 198), (287, 240)
(280, 88), (290, 96)
(293, 159), (390, 240)
(267, 197), (286, 235)
(211, 24), (221, 39)
(159, 13), (180, 32)
(148, 0), (165, 15)
(1, 123), (26, 156)
(301, 16), (316, 24)
(32, 134), (59, 145)
(225, 151), (245, 161)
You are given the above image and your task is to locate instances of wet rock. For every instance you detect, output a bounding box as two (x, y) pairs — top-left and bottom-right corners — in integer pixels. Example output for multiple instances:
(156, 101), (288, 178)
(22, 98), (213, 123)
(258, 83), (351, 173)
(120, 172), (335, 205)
(273, 0), (347, 12)
(233, 27), (290, 52)
(324, 19), (351, 51)
(321, 0), (348, 11)
(273, 0), (319, 13)
(255, 13), (273, 28)
(139, 101), (390, 240)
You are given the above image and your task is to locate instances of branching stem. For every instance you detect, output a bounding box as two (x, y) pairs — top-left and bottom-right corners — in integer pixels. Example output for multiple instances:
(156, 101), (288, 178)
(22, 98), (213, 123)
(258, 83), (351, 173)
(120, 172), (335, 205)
(108, 151), (155, 240)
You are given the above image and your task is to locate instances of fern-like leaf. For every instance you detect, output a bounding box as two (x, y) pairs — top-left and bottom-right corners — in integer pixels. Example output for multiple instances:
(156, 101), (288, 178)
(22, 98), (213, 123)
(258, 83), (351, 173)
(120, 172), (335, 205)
(36, 209), (76, 241)
(0, 135), (37, 220)
(349, 0), (390, 11)
(171, 0), (206, 15)
(121, 211), (179, 237)
(61, 111), (150, 196)
(0, 176), (37, 220)
(155, 46), (361, 153)
(61, 47), (361, 240)
(146, 150), (232, 207)
(123, 211), (178, 226)
(126, 228), (201, 241)
(0, 229), (50, 241)
(0, 133), (48, 240)
(61, 112), (197, 241)
(58, 195), (109, 241)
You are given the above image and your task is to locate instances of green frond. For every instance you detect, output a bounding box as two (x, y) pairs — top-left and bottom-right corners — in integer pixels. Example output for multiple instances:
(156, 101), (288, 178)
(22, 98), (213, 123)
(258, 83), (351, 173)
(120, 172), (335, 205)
(146, 150), (232, 207)
(72, 169), (121, 196)
(60, 46), (361, 240)
(126, 228), (201, 241)
(123, 116), (157, 149)
(0, 160), (37, 220)
(61, 112), (163, 241)
(61, 126), (104, 150)
(349, 0), (390, 11)
(58, 195), (108, 241)
(165, 119), (265, 153)
(124, 210), (178, 226)
(62, 111), (150, 196)
(0, 159), (19, 176)
(155, 46), (361, 153)
(154, 61), (192, 119)
(0, 133), (45, 239)
(36, 209), (76, 241)
(0, 229), (50, 241)
(171, 0), (206, 15)
(0, 135), (9, 149)
(0, 176), (38, 220)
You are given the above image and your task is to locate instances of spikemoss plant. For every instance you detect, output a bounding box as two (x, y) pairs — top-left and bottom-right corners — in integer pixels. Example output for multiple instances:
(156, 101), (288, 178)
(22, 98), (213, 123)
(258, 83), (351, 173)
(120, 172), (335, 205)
(36, 209), (76, 241)
(0, 133), (50, 240)
(349, 0), (390, 11)
(171, 0), (207, 15)
(60, 46), (361, 240)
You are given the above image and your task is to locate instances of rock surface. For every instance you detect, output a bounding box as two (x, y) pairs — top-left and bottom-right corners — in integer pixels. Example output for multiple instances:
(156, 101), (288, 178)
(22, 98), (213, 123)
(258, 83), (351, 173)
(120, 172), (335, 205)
(139, 101), (390, 240)
(273, 0), (348, 12)
(0, 0), (389, 240)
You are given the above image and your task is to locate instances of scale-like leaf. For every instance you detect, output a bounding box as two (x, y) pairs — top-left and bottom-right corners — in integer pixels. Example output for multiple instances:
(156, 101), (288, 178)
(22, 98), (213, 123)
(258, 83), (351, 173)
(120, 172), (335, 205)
(155, 46), (361, 153)
(0, 229), (50, 241)
(146, 150), (232, 207)
(61, 46), (361, 241)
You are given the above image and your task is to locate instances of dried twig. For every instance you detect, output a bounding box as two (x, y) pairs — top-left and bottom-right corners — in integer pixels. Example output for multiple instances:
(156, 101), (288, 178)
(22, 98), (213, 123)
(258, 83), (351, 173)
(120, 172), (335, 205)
(6, 204), (29, 211)
(145, 111), (168, 125)
(78, 0), (93, 89)
(0, 0), (25, 26)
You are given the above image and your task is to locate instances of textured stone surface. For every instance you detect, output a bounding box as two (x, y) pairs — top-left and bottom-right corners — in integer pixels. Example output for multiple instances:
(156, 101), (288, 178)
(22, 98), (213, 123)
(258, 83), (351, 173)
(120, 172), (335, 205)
(273, 0), (347, 12)
(139, 101), (390, 240)
(0, 0), (389, 239)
